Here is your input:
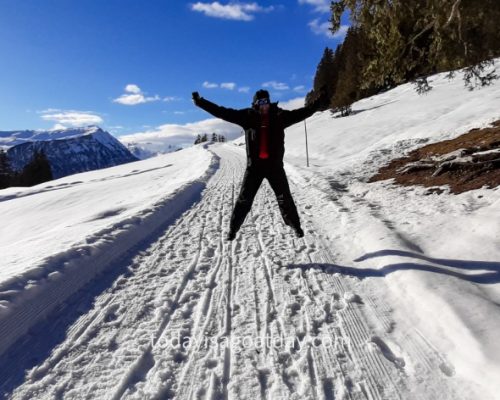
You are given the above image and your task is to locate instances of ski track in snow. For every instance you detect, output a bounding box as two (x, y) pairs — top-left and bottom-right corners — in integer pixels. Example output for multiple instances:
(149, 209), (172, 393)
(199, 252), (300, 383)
(1, 145), (470, 399)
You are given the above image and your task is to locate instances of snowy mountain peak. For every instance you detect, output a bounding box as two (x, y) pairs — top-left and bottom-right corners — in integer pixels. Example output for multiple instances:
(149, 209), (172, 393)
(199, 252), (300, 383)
(91, 128), (126, 151)
(4, 126), (138, 179)
(0, 125), (107, 148)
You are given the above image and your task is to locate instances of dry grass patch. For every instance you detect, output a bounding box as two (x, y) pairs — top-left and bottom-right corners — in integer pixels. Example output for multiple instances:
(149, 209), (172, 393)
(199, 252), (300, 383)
(370, 121), (500, 194)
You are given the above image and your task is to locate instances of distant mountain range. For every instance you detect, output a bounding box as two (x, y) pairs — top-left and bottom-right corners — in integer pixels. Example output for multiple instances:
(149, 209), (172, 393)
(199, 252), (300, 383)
(0, 126), (138, 179)
(124, 142), (161, 160)
(125, 141), (182, 160)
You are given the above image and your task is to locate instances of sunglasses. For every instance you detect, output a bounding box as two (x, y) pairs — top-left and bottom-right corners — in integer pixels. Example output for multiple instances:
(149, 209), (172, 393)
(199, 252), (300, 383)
(255, 98), (270, 106)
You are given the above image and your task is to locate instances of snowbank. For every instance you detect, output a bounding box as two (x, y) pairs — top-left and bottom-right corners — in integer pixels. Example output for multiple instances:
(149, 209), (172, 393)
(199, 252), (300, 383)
(282, 61), (500, 397)
(0, 145), (218, 356)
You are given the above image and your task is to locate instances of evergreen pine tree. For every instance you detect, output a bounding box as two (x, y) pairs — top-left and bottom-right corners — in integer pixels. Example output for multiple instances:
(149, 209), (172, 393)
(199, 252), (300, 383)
(194, 134), (202, 145)
(329, 0), (500, 90)
(19, 150), (53, 187)
(331, 27), (370, 115)
(307, 47), (337, 109)
(211, 132), (218, 142)
(0, 149), (12, 189)
(201, 133), (208, 143)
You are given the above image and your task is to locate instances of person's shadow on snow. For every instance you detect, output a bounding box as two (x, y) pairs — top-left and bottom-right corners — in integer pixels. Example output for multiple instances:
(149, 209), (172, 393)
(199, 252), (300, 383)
(288, 249), (500, 284)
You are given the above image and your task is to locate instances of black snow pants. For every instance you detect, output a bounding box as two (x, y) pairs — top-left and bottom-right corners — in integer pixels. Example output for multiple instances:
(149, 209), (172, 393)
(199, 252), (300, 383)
(229, 160), (301, 234)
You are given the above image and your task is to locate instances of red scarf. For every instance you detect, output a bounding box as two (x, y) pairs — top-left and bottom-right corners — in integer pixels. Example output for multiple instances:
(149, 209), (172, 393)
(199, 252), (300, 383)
(259, 105), (270, 159)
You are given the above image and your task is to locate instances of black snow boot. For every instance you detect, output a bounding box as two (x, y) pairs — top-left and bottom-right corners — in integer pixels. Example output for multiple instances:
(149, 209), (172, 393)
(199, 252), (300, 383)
(294, 227), (304, 238)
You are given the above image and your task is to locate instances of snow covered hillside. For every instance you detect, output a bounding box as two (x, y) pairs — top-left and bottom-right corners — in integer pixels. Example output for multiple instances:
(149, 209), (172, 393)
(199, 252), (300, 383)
(2, 126), (138, 178)
(281, 63), (500, 398)
(0, 63), (499, 399)
(0, 146), (215, 357)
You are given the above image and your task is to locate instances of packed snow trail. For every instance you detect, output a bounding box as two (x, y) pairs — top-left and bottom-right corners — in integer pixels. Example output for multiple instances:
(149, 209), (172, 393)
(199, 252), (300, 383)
(1, 145), (474, 399)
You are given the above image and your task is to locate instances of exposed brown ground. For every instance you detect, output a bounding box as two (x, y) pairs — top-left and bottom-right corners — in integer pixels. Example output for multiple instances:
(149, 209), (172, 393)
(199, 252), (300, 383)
(369, 120), (500, 194)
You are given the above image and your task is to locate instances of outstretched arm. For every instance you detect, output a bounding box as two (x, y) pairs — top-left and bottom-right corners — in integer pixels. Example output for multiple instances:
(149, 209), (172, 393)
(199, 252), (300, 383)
(280, 89), (327, 128)
(192, 92), (246, 126)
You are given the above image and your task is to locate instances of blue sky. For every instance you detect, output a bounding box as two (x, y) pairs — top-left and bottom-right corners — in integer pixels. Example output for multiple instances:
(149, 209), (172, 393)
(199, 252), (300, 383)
(0, 0), (347, 144)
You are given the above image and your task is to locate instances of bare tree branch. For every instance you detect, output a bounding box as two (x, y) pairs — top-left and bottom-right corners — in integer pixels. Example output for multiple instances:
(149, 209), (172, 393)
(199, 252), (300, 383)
(444, 0), (462, 27)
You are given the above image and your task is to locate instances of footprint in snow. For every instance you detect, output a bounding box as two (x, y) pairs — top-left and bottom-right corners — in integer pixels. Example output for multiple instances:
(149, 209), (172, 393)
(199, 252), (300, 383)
(343, 292), (363, 304)
(103, 304), (120, 323)
(439, 361), (455, 377)
(205, 358), (218, 369)
(203, 247), (215, 258)
(296, 245), (307, 253)
(288, 302), (302, 316)
(369, 336), (405, 370)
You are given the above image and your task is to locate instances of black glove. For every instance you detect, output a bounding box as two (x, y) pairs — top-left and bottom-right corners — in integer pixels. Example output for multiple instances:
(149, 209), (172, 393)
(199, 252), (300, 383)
(192, 91), (201, 104)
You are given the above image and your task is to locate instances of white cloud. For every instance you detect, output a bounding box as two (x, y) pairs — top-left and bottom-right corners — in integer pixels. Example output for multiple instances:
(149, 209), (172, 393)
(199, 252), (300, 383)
(279, 97), (305, 110)
(191, 2), (274, 21)
(203, 81), (248, 91)
(221, 82), (236, 90)
(309, 19), (348, 39)
(294, 85), (307, 92)
(333, 24), (349, 39)
(113, 94), (160, 106)
(308, 19), (330, 37)
(203, 81), (219, 89)
(119, 118), (243, 150)
(125, 84), (141, 94)
(37, 108), (60, 114)
(163, 96), (180, 102)
(298, 0), (330, 13)
(300, 1), (348, 40)
(113, 84), (164, 105)
(40, 109), (103, 128)
(263, 81), (290, 91)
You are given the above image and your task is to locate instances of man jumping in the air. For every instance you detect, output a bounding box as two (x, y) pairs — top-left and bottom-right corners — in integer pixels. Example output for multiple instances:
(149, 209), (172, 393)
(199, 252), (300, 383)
(192, 89), (325, 241)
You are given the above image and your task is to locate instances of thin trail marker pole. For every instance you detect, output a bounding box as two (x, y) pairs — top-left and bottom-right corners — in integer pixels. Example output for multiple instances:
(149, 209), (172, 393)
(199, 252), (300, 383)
(304, 119), (310, 167)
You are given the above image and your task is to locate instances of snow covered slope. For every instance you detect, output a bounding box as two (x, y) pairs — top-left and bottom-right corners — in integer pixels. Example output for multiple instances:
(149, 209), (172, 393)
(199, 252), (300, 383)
(0, 146), (216, 359)
(280, 62), (500, 398)
(0, 62), (499, 400)
(283, 64), (500, 175)
(2, 126), (138, 178)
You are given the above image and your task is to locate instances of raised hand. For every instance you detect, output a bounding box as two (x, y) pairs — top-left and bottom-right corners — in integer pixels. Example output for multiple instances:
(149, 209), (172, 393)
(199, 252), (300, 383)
(192, 91), (201, 104)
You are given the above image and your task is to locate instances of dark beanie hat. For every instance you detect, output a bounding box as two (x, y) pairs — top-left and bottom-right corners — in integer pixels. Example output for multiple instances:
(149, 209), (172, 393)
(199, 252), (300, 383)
(253, 89), (270, 104)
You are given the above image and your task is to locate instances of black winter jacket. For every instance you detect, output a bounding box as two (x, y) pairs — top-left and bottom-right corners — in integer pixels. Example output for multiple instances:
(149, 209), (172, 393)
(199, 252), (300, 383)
(195, 97), (322, 166)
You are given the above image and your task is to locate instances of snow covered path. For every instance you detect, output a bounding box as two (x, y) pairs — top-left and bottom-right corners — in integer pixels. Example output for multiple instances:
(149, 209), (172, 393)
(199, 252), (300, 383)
(0, 145), (480, 399)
